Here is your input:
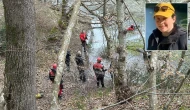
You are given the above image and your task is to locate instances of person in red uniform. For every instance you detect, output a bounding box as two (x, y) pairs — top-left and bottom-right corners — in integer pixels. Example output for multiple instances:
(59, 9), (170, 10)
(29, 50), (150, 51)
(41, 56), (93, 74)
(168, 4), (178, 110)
(49, 63), (64, 99)
(49, 63), (57, 83)
(127, 25), (135, 31)
(93, 57), (107, 88)
(79, 30), (88, 52)
(58, 79), (64, 99)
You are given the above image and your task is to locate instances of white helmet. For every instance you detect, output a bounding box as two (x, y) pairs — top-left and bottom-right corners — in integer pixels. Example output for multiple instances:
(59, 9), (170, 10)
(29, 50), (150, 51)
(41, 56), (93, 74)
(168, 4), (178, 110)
(77, 51), (81, 55)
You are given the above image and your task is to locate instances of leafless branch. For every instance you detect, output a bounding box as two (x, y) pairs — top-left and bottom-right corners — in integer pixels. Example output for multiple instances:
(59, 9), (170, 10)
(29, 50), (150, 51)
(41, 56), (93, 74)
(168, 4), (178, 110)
(163, 69), (190, 110)
(81, 2), (102, 18)
(175, 51), (186, 73)
(149, 92), (190, 95)
(91, 0), (110, 11)
(100, 78), (168, 110)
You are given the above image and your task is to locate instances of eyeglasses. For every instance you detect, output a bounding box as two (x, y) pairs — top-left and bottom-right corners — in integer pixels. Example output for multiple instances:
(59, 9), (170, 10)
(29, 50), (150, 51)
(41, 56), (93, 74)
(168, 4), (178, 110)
(154, 6), (174, 12)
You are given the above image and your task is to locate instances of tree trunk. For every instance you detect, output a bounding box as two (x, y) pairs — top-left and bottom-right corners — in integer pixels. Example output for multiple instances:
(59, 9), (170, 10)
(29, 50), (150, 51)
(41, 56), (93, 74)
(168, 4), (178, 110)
(103, 0), (106, 17)
(188, 22), (190, 39)
(116, 0), (125, 86)
(115, 0), (133, 103)
(57, 0), (59, 5)
(59, 0), (68, 30)
(0, 88), (5, 110)
(148, 51), (158, 110)
(102, 23), (114, 57)
(3, 0), (37, 109)
(144, 1), (157, 108)
(175, 51), (186, 74)
(50, 0), (81, 109)
(102, 0), (109, 56)
(81, 2), (114, 58)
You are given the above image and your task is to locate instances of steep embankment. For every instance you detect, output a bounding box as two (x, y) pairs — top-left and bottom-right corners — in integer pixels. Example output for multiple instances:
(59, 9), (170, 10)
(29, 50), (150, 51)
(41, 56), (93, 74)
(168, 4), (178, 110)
(34, 1), (95, 110)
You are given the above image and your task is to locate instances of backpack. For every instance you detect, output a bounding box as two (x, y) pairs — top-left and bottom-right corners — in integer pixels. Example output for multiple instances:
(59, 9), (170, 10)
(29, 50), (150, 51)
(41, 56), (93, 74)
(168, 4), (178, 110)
(75, 56), (84, 66)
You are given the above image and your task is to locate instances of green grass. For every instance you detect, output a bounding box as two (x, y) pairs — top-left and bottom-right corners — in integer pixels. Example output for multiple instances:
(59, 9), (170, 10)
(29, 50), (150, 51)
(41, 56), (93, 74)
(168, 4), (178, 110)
(73, 90), (86, 110)
(75, 96), (86, 110)
(126, 40), (144, 55)
(134, 95), (149, 100)
(179, 105), (189, 110)
(50, 27), (59, 34)
(72, 88), (113, 110)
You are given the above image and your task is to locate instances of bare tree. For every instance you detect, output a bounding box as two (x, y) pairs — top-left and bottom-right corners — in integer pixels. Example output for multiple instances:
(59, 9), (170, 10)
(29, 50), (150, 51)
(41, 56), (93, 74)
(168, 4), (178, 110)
(102, 0), (115, 57)
(50, 0), (81, 109)
(3, 0), (37, 109)
(116, 0), (125, 86)
(188, 22), (190, 39)
(144, 0), (158, 109)
(114, 0), (134, 102)
(59, 0), (69, 30)
(148, 51), (158, 110)
(81, 1), (116, 57)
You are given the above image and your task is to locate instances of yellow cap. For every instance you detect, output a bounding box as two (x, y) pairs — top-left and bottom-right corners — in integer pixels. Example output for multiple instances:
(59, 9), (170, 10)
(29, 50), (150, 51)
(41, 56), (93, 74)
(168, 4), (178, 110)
(154, 3), (175, 18)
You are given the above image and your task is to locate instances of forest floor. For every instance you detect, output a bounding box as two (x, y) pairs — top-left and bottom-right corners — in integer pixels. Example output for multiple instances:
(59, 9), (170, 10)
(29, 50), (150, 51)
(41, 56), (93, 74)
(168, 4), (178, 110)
(0, 1), (190, 110)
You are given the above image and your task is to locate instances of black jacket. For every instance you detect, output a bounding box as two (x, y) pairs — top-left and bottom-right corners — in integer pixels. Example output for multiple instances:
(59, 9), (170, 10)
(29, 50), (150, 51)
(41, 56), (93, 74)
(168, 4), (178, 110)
(65, 51), (71, 64)
(147, 25), (187, 50)
(75, 55), (84, 66)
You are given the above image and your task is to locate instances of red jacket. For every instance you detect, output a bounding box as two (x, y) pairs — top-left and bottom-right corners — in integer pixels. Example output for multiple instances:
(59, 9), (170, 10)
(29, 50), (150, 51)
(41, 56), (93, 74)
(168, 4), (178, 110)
(93, 63), (103, 69)
(49, 69), (56, 77)
(80, 32), (87, 41)
(58, 81), (63, 96)
(127, 27), (134, 31)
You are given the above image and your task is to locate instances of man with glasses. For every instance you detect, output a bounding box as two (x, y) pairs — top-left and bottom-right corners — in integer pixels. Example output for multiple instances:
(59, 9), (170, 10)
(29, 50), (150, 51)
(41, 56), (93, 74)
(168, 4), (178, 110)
(147, 3), (187, 50)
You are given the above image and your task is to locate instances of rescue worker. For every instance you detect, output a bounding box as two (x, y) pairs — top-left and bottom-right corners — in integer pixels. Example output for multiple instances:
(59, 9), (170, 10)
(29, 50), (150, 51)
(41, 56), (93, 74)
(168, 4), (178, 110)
(65, 50), (71, 72)
(49, 63), (57, 83)
(93, 57), (107, 88)
(58, 79), (64, 99)
(75, 51), (86, 82)
(49, 64), (64, 99)
(127, 25), (135, 31)
(79, 30), (88, 52)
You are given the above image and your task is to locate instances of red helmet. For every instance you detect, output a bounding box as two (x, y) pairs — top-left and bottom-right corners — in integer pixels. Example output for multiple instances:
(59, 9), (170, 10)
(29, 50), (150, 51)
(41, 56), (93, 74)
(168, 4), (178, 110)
(52, 63), (57, 69)
(97, 57), (102, 62)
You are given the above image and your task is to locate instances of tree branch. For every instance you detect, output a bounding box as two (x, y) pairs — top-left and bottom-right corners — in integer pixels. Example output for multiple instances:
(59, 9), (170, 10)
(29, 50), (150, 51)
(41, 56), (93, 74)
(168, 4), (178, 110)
(50, 0), (81, 109)
(100, 78), (168, 110)
(149, 92), (190, 95)
(175, 51), (186, 73)
(81, 2), (101, 18)
(81, 2), (105, 23)
(163, 69), (190, 110)
(90, 0), (110, 12)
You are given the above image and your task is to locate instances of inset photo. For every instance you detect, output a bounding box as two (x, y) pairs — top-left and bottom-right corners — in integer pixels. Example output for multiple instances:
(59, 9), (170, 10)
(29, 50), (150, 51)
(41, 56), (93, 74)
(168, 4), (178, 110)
(145, 3), (188, 50)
